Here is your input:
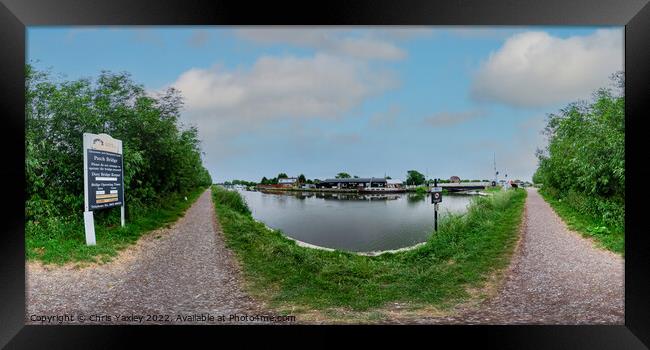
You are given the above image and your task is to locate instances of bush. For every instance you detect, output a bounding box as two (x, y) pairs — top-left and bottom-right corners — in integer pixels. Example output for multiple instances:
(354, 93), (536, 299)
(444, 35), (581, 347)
(533, 72), (624, 232)
(213, 187), (251, 215)
(25, 65), (212, 262)
(414, 187), (427, 195)
(26, 65), (212, 227)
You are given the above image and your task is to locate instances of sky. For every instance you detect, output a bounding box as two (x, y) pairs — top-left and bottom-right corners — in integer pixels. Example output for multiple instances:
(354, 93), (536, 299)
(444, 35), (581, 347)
(27, 26), (624, 183)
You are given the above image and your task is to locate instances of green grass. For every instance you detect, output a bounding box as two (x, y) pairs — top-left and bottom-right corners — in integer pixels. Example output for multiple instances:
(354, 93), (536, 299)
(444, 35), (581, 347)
(484, 186), (503, 193)
(538, 188), (624, 255)
(211, 186), (526, 313)
(26, 187), (207, 264)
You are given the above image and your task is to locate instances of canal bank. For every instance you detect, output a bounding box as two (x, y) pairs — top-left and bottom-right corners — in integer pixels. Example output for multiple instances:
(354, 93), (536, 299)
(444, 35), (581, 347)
(211, 186), (527, 318)
(238, 189), (474, 252)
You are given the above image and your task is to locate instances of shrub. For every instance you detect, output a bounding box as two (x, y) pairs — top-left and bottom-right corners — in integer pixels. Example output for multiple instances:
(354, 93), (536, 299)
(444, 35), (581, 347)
(213, 187), (251, 215)
(26, 65), (212, 227)
(533, 72), (624, 232)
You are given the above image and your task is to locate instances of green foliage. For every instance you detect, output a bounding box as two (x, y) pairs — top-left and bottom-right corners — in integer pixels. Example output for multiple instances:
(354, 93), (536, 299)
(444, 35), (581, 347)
(532, 168), (544, 185)
(534, 72), (624, 240)
(212, 186), (526, 313)
(226, 179), (257, 187)
(26, 65), (212, 262)
(298, 174), (306, 183)
(406, 170), (425, 186)
(212, 187), (251, 215)
(335, 172), (351, 179)
(260, 176), (279, 185)
(414, 186), (427, 195)
(27, 187), (206, 264)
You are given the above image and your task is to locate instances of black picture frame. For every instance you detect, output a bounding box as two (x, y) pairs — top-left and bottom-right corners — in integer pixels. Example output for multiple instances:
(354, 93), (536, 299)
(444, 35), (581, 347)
(1, 0), (649, 348)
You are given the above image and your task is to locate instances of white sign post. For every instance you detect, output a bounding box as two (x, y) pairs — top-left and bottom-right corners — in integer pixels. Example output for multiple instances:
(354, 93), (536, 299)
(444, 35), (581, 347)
(83, 133), (125, 246)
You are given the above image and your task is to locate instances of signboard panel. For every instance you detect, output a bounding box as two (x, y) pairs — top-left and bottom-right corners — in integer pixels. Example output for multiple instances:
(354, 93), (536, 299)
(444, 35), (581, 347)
(86, 149), (124, 210)
(432, 191), (442, 204)
(82, 132), (125, 245)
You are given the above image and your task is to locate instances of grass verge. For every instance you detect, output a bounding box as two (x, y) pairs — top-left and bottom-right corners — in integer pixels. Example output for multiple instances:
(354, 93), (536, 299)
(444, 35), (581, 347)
(26, 186), (207, 264)
(212, 186), (526, 314)
(538, 188), (624, 255)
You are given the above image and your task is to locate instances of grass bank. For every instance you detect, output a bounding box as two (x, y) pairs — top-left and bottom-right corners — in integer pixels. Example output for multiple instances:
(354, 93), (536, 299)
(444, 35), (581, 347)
(212, 186), (526, 315)
(26, 186), (207, 264)
(538, 188), (624, 255)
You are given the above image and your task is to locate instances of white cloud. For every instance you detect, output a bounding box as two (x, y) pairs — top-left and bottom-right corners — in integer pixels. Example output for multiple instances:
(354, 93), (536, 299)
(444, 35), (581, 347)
(165, 53), (398, 167)
(172, 53), (397, 122)
(234, 28), (407, 61)
(471, 29), (623, 108)
(336, 37), (406, 60)
(445, 27), (526, 39)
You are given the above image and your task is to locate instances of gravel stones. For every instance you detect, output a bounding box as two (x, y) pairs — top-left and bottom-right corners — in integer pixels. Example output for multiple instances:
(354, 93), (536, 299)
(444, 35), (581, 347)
(26, 189), (273, 325)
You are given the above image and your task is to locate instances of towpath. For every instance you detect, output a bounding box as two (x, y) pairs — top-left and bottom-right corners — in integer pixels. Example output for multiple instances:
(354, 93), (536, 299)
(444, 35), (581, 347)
(26, 189), (277, 325)
(415, 187), (624, 324)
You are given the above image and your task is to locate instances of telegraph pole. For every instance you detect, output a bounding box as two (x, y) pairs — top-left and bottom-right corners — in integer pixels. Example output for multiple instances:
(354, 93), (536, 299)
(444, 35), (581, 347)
(494, 152), (497, 184)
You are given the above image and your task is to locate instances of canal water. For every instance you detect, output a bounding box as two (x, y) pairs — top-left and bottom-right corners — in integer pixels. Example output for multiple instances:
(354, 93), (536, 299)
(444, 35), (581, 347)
(237, 190), (475, 252)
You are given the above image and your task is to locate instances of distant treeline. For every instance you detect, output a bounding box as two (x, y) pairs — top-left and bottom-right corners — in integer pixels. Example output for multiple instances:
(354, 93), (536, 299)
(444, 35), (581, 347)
(26, 65), (212, 228)
(533, 72), (624, 231)
(228, 171), (493, 187)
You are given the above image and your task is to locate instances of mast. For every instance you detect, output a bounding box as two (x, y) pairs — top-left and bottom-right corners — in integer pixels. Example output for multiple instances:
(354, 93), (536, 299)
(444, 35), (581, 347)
(493, 152), (497, 183)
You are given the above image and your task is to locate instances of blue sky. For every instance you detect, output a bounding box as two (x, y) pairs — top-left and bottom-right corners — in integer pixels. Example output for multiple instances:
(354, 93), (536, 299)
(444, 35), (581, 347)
(27, 26), (623, 182)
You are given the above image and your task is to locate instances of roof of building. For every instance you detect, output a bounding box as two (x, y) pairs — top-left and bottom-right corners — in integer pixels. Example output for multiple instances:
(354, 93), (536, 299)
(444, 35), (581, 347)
(386, 179), (403, 185)
(278, 177), (298, 183)
(321, 177), (387, 183)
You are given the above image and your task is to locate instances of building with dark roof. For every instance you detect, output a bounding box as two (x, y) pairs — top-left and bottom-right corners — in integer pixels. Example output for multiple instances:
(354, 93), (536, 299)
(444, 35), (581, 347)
(277, 177), (299, 188)
(316, 177), (387, 189)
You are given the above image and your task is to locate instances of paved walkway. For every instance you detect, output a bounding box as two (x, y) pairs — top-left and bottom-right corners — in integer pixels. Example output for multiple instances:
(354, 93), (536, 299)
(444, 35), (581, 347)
(419, 187), (624, 324)
(26, 189), (272, 325)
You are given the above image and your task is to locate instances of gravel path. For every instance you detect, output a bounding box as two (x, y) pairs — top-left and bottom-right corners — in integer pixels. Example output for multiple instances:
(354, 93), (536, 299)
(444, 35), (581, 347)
(26, 188), (624, 325)
(416, 187), (624, 324)
(26, 189), (279, 325)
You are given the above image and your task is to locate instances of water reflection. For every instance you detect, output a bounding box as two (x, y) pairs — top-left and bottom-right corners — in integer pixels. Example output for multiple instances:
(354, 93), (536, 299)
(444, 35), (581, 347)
(238, 190), (475, 252)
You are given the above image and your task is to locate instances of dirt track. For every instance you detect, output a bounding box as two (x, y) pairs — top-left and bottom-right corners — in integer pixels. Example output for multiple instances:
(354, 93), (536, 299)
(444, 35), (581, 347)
(26, 189), (279, 325)
(414, 187), (624, 324)
(26, 187), (624, 325)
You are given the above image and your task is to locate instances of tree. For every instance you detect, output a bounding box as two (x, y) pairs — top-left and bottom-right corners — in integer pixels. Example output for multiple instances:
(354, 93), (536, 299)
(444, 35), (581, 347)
(298, 174), (306, 183)
(260, 176), (269, 185)
(25, 65), (212, 224)
(231, 179), (257, 187)
(385, 176), (392, 179)
(277, 173), (288, 179)
(406, 170), (426, 186)
(336, 172), (351, 179)
(533, 71), (624, 229)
